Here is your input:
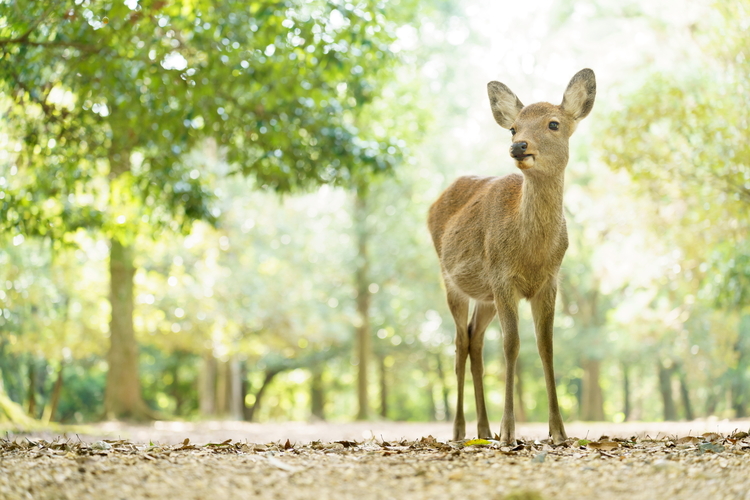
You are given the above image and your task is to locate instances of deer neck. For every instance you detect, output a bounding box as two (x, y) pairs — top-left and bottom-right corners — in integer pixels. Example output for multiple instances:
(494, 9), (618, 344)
(518, 170), (565, 241)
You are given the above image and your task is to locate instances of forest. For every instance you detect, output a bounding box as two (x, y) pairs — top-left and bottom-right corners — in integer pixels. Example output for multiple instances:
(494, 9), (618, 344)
(0, 0), (748, 430)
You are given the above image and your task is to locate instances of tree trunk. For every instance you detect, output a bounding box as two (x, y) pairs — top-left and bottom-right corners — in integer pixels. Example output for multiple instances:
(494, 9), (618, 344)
(581, 358), (604, 421)
(0, 372), (34, 425)
(731, 329), (748, 418)
(379, 353), (388, 419)
(27, 359), (37, 418)
(427, 381), (437, 421)
(354, 189), (371, 420)
(515, 357), (526, 422)
(678, 368), (694, 420)
(105, 238), (151, 420)
(435, 354), (451, 422)
(169, 362), (182, 415)
(310, 365), (325, 421)
(658, 361), (678, 421)
(199, 350), (217, 416)
(215, 359), (229, 416)
(705, 390), (718, 417)
(246, 370), (279, 422)
(622, 362), (631, 421)
(229, 357), (243, 420)
(42, 362), (65, 424)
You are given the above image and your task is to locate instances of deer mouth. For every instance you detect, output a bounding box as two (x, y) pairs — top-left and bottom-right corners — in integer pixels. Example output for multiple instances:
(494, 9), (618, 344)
(513, 154), (535, 169)
(512, 153), (533, 160)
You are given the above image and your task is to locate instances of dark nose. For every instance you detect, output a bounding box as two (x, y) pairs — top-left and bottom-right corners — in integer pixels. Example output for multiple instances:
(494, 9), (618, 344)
(510, 141), (528, 159)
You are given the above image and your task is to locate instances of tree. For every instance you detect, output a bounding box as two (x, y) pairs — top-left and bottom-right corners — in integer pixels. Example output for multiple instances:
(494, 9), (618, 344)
(600, 1), (750, 418)
(0, 234), (107, 423)
(1, 0), (413, 419)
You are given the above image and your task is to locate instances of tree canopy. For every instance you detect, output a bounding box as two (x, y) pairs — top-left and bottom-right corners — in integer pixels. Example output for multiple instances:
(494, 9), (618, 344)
(1, 0), (411, 241)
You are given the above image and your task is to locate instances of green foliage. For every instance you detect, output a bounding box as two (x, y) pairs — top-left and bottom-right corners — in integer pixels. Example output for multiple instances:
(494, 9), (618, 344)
(140, 348), (199, 416)
(596, 0), (750, 419)
(54, 358), (107, 423)
(600, 3), (750, 310)
(0, 0), (415, 243)
(0, 0), (427, 422)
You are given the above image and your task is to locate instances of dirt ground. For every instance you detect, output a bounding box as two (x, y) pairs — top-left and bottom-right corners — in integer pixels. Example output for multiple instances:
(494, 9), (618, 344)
(2, 419), (750, 500)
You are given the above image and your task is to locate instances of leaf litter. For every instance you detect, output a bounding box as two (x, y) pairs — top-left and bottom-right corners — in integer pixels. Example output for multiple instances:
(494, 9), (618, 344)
(1, 431), (750, 500)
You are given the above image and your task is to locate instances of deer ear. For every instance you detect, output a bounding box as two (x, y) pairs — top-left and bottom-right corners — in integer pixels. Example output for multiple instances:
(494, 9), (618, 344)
(487, 81), (524, 129)
(561, 68), (596, 121)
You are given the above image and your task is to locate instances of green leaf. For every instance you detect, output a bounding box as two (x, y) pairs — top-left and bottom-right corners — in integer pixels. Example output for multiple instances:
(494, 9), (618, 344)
(464, 439), (491, 447)
(698, 442), (725, 454)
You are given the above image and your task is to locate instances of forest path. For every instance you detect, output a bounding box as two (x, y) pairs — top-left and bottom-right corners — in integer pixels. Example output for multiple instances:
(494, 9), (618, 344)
(3, 420), (750, 500)
(8, 418), (749, 445)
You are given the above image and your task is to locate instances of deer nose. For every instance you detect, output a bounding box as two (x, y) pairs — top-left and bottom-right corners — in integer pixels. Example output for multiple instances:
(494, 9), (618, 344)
(510, 141), (528, 159)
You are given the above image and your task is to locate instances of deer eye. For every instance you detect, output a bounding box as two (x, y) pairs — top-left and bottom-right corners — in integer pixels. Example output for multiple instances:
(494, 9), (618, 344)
(510, 128), (516, 135)
(549, 121), (560, 131)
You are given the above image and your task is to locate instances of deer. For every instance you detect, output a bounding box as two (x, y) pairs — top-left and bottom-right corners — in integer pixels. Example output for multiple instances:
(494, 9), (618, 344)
(427, 69), (596, 445)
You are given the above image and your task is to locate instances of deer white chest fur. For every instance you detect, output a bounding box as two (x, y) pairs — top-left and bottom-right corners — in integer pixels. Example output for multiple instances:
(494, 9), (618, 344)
(428, 69), (596, 444)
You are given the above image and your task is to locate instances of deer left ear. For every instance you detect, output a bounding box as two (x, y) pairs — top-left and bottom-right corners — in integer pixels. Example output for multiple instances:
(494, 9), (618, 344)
(561, 69), (596, 121)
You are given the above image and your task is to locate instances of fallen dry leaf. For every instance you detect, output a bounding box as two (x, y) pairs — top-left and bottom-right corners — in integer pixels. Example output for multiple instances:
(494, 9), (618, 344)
(676, 436), (701, 445)
(587, 440), (619, 451)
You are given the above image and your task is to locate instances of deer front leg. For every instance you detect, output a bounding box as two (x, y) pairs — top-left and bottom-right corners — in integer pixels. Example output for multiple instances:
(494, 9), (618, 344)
(530, 281), (567, 445)
(468, 301), (496, 439)
(447, 289), (470, 441)
(495, 292), (520, 446)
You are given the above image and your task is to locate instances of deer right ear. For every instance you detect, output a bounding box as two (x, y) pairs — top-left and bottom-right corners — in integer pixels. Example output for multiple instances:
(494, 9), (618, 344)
(487, 81), (524, 129)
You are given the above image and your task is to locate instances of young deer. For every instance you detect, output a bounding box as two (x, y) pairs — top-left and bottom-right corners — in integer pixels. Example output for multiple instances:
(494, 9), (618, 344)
(428, 69), (596, 444)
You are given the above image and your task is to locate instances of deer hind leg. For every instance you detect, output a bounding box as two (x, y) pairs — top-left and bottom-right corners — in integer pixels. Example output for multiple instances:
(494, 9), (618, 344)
(495, 291), (520, 446)
(530, 281), (567, 444)
(468, 301), (496, 439)
(446, 288), (470, 441)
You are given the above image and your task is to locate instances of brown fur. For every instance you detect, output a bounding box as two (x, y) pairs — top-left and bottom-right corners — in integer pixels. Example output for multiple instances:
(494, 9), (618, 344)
(428, 69), (596, 444)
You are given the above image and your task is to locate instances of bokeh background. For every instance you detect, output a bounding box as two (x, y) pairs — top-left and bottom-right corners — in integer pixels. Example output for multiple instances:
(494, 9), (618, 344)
(1, 0), (748, 428)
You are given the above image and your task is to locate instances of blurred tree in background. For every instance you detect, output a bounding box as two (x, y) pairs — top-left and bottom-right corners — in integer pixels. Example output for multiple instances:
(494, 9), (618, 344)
(601, 0), (750, 419)
(0, 0), (420, 421)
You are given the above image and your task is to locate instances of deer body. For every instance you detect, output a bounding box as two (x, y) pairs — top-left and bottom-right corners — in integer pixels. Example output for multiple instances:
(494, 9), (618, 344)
(428, 69), (596, 444)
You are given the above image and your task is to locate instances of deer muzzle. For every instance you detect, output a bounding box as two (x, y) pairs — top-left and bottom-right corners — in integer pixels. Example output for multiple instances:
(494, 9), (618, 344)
(510, 141), (534, 169)
(510, 141), (529, 160)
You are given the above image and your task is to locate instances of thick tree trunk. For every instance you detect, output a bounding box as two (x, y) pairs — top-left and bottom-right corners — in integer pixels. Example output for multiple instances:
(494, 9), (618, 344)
(215, 359), (229, 416)
(105, 239), (151, 420)
(229, 357), (244, 420)
(658, 361), (678, 421)
(42, 363), (64, 424)
(581, 358), (604, 421)
(310, 365), (325, 420)
(354, 190), (371, 420)
(199, 350), (217, 416)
